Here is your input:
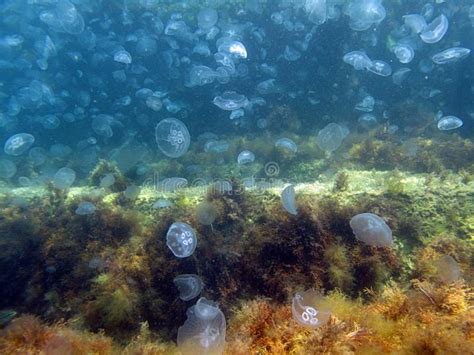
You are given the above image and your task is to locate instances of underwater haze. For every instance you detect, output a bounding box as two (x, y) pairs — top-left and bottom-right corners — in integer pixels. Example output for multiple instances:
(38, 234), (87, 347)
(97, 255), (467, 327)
(0, 1), (473, 354)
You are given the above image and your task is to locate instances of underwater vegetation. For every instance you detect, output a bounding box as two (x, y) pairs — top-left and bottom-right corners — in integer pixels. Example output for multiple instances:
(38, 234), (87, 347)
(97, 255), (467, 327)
(0, 0), (473, 353)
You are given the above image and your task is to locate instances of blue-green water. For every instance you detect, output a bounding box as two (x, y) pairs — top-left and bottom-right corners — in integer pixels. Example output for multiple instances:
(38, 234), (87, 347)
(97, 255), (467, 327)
(0, 1), (473, 353)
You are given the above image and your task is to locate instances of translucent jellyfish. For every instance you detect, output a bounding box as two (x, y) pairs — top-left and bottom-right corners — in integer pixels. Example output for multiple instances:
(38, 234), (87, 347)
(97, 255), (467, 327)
(316, 123), (347, 153)
(355, 95), (375, 112)
(173, 274), (204, 301)
(431, 47), (471, 65)
(53, 167), (76, 189)
(177, 297), (226, 355)
(75, 201), (96, 215)
(305, 0), (327, 25)
(146, 95), (163, 111)
(166, 222), (197, 258)
(136, 36), (158, 57)
(124, 185), (140, 199)
(56, 0), (85, 35)
(257, 79), (282, 95)
(4, 133), (35, 156)
(283, 45), (301, 61)
(367, 60), (392, 77)
(155, 118), (190, 158)
(204, 140), (230, 153)
(275, 138), (298, 153)
(229, 109), (244, 120)
(100, 174), (115, 188)
(350, 213), (393, 247)
(213, 91), (248, 111)
(392, 68), (411, 86)
(188, 65), (216, 87)
(292, 289), (330, 328)
(403, 14), (427, 34)
(159, 177), (188, 192)
(358, 114), (377, 129)
(420, 14), (448, 44)
(218, 40), (247, 59)
(197, 8), (218, 30)
(92, 115), (113, 138)
(237, 150), (255, 165)
(0, 159), (16, 179)
(393, 44), (415, 64)
(28, 147), (47, 166)
(281, 184), (298, 215)
(153, 199), (173, 209)
(433, 255), (461, 283)
(343, 51), (372, 71)
(344, 0), (386, 31)
(113, 49), (132, 64)
(196, 201), (218, 225)
(40, 114), (60, 129)
(437, 116), (463, 131)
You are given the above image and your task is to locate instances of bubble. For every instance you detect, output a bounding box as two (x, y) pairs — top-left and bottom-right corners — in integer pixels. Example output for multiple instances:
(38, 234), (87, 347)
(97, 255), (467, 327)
(4, 133), (35, 156)
(166, 222), (197, 258)
(53, 167), (76, 189)
(155, 118), (190, 158)
(173, 274), (204, 301)
(350, 213), (393, 247)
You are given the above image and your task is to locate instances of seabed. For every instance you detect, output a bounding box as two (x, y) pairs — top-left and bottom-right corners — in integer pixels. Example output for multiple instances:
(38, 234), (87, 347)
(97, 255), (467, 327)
(0, 166), (472, 354)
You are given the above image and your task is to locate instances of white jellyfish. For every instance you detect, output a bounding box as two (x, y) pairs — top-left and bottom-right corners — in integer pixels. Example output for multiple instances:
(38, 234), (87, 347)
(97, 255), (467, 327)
(177, 297), (226, 355)
(292, 289), (331, 328)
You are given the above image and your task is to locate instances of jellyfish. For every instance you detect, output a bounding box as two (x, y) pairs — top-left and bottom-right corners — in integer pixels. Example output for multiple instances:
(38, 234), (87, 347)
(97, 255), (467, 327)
(196, 201), (218, 226)
(350, 213), (393, 247)
(281, 184), (298, 215)
(166, 222), (197, 258)
(4, 133), (35, 156)
(173, 274), (204, 301)
(155, 118), (190, 158)
(292, 289), (331, 328)
(53, 167), (76, 189)
(177, 297), (226, 355)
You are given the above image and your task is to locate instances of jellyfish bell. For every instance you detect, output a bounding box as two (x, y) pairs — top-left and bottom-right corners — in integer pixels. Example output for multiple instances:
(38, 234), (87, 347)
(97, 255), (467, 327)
(292, 289), (331, 328)
(155, 118), (190, 158)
